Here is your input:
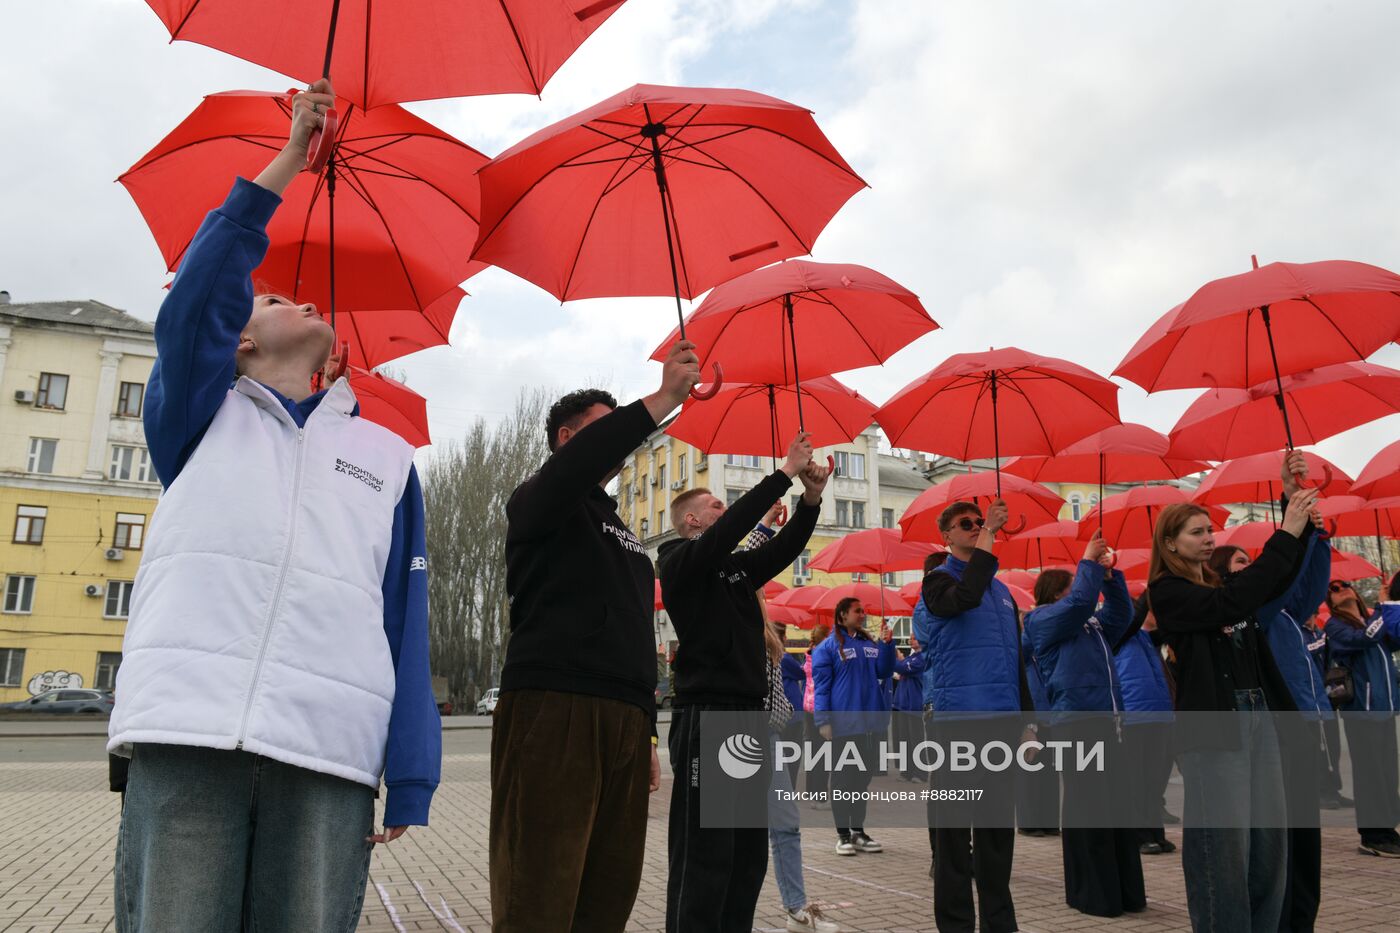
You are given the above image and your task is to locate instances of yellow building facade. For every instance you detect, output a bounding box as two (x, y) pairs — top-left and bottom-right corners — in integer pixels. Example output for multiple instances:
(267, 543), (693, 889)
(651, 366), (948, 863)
(0, 296), (158, 702)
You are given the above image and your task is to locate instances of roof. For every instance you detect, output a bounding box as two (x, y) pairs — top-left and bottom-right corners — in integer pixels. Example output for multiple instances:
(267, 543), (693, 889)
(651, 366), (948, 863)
(0, 299), (153, 335)
(879, 457), (932, 491)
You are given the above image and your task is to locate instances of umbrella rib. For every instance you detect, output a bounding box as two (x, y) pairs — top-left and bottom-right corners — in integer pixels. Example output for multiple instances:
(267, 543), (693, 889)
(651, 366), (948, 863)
(665, 121), (865, 182)
(1303, 296), (1367, 359)
(494, 0), (542, 94)
(661, 174), (697, 299)
(343, 175), (426, 311)
(291, 168), (332, 303)
(995, 376), (1058, 453)
(683, 144), (813, 253)
(822, 294), (886, 365)
(340, 155), (482, 225)
(559, 143), (639, 301)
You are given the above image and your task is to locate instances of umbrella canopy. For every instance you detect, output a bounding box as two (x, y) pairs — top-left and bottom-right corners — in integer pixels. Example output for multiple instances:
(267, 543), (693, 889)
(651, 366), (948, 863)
(1350, 439), (1400, 501)
(1005, 584), (1036, 612)
(1114, 258), (1400, 393)
(770, 585), (831, 612)
(998, 570), (1041, 590)
(665, 376), (876, 457)
(899, 472), (1065, 543)
(1165, 362), (1400, 461)
(654, 579), (665, 611)
(1078, 486), (1230, 549)
(649, 260), (937, 384)
(767, 603), (816, 628)
(121, 90), (487, 320)
(812, 583), (913, 617)
(1113, 549), (1154, 581)
(1003, 423), (1207, 484)
(762, 580), (789, 600)
(346, 367), (430, 447)
(142, 0), (631, 108)
(1318, 496), (1400, 539)
(994, 520), (1086, 570)
(324, 287), (464, 370)
(1192, 451), (1352, 505)
(472, 84), (865, 303)
(897, 580), (925, 605)
(875, 348), (1120, 485)
(809, 528), (943, 575)
(1214, 521), (1282, 551)
(1330, 550), (1383, 581)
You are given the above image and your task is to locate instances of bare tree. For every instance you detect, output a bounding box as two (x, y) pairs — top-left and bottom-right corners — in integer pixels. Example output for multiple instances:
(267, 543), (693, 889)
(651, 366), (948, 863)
(423, 387), (551, 705)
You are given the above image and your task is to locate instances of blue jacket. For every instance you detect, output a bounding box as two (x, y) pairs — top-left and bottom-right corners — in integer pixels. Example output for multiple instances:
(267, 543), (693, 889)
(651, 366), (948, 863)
(1020, 631), (1051, 713)
(1024, 561), (1132, 714)
(893, 650), (929, 711)
(915, 551), (1024, 714)
(812, 630), (897, 735)
(1255, 536), (1333, 717)
(1325, 603), (1400, 713)
(1114, 630), (1173, 722)
(780, 652), (806, 713)
(143, 178), (438, 826)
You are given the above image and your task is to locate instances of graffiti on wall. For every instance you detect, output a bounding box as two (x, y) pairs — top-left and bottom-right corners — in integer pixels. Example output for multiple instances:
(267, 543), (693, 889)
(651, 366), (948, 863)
(27, 671), (83, 696)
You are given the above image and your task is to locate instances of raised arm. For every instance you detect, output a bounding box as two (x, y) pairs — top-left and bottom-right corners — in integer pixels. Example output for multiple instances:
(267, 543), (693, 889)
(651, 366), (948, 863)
(733, 456), (829, 582)
(922, 549), (998, 616)
(1026, 559), (1105, 653)
(1097, 569), (1134, 644)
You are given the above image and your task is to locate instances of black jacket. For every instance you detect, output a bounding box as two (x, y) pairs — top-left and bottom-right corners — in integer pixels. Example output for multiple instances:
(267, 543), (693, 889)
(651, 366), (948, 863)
(501, 400), (658, 716)
(658, 470), (819, 707)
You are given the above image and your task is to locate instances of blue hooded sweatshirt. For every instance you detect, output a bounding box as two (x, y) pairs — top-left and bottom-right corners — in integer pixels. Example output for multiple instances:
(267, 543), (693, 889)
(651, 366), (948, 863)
(1020, 630), (1052, 713)
(1024, 561), (1132, 715)
(1255, 535), (1333, 717)
(812, 628), (897, 736)
(1325, 603), (1400, 713)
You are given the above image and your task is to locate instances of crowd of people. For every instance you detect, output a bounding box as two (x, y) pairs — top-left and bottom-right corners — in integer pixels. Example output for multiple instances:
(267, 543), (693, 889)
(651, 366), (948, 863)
(104, 93), (1399, 933)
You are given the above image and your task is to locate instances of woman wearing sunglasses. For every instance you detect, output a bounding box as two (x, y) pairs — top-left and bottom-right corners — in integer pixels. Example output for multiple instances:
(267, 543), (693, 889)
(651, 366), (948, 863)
(1322, 575), (1400, 857)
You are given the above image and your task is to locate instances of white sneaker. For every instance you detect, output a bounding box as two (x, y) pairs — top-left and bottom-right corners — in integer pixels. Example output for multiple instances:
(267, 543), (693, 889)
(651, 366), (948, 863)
(850, 831), (883, 853)
(786, 905), (841, 932)
(834, 836), (856, 856)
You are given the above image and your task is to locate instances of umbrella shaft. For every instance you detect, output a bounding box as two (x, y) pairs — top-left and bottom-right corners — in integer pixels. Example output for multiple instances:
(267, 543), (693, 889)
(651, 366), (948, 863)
(643, 117), (687, 339)
(990, 371), (1001, 497)
(1260, 306), (1296, 449)
(784, 298), (804, 431)
(327, 165), (337, 331)
(321, 0), (343, 78)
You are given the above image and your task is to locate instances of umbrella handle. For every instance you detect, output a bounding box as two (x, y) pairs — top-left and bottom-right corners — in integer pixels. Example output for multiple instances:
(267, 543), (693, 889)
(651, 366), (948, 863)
(773, 504), (789, 527)
(828, 454), (837, 477)
(1294, 463), (1333, 491)
(1105, 548), (1118, 569)
(689, 362), (724, 400)
(1319, 518), (1337, 539)
(1002, 514), (1027, 535)
(305, 108), (340, 174)
(327, 340), (348, 382)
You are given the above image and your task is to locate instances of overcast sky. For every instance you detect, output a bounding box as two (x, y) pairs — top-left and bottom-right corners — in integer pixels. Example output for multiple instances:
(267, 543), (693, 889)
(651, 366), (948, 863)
(4, 1), (1398, 476)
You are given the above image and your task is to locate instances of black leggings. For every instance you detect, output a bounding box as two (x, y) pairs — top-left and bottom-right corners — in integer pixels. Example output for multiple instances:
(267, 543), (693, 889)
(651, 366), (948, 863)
(831, 731), (879, 834)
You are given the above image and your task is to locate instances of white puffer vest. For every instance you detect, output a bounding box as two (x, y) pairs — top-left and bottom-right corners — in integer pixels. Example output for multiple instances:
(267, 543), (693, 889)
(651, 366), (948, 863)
(109, 377), (414, 788)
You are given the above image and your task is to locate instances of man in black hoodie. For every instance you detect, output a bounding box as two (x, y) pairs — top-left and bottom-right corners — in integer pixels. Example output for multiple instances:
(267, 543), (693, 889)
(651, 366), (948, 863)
(490, 341), (699, 933)
(659, 432), (829, 933)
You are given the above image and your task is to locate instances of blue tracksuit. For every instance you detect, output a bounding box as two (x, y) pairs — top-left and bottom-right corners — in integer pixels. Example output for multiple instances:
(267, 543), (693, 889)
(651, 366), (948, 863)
(1325, 604), (1400, 713)
(1024, 561), (1133, 714)
(1255, 535), (1333, 717)
(1021, 631), (1052, 713)
(812, 631), (897, 736)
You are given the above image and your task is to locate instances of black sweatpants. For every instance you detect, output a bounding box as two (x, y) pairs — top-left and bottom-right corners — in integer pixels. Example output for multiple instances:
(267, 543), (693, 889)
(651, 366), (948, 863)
(1320, 713), (1343, 798)
(831, 731), (879, 835)
(1343, 714), (1400, 845)
(1059, 722), (1145, 918)
(1015, 723), (1060, 832)
(1125, 722), (1173, 846)
(1279, 720), (1323, 933)
(666, 704), (768, 933)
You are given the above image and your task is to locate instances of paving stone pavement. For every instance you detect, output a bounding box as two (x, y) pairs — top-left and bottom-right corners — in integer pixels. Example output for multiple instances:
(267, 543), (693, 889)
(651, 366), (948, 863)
(3, 744), (1399, 932)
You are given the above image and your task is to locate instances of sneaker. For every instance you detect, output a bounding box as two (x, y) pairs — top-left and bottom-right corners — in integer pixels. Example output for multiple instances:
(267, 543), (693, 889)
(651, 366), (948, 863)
(1358, 839), (1400, 858)
(786, 905), (841, 933)
(1161, 807), (1181, 825)
(835, 835), (857, 856)
(1139, 842), (1165, 856)
(850, 831), (883, 853)
(1159, 838), (1177, 853)
(1320, 794), (1342, 810)
(1042, 828), (1061, 836)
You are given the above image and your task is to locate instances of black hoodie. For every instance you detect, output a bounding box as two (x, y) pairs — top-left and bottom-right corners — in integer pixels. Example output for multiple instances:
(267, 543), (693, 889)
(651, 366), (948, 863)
(501, 400), (658, 715)
(658, 471), (820, 707)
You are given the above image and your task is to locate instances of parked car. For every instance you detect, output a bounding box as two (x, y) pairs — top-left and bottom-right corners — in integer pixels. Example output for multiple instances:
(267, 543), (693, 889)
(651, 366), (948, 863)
(3, 690), (115, 714)
(476, 688), (500, 715)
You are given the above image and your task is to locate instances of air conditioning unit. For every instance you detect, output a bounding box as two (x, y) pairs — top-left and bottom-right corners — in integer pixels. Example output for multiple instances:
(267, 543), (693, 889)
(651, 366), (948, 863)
(670, 481), (684, 491)
(640, 519), (650, 532)
(793, 576), (809, 586)
(630, 486), (640, 497)
(104, 548), (125, 561)
(84, 584), (103, 598)
(695, 459), (707, 472)
(14, 390), (35, 404)
(649, 476), (658, 486)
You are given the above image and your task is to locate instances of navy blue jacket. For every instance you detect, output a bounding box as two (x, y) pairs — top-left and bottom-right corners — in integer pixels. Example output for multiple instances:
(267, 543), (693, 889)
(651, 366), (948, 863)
(812, 630), (897, 735)
(780, 652), (806, 713)
(1325, 604), (1400, 713)
(1020, 630), (1051, 713)
(1024, 561), (1132, 714)
(1114, 630), (1173, 722)
(893, 650), (929, 711)
(1255, 535), (1333, 717)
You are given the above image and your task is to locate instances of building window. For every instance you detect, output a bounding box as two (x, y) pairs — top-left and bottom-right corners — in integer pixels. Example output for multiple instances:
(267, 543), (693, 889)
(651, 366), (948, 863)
(794, 550), (811, 583)
(27, 438), (57, 474)
(105, 581), (134, 619)
(4, 576), (36, 614)
(725, 454), (763, 469)
(882, 507), (895, 529)
(95, 652), (122, 690)
(658, 462), (667, 492)
(657, 508), (668, 533)
(117, 382), (144, 418)
(727, 488), (745, 507)
(110, 446), (156, 483)
(696, 452), (708, 470)
(639, 474), (648, 500)
(835, 500), (849, 526)
(882, 571), (897, 586)
(851, 572), (867, 583)
(1069, 493), (1083, 521)
(852, 501), (866, 529)
(36, 372), (69, 410)
(114, 513), (147, 550)
(835, 451), (866, 480)
(14, 505), (46, 544)
(677, 454), (687, 484)
(0, 648), (24, 687)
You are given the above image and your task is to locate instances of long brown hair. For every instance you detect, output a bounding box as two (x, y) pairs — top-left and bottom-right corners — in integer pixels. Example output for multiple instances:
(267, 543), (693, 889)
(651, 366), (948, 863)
(832, 596), (873, 662)
(1149, 503), (1221, 587)
(1326, 583), (1370, 629)
(1033, 569), (1073, 607)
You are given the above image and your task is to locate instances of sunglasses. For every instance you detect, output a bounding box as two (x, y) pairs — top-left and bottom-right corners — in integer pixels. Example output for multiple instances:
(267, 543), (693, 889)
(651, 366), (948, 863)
(1329, 581), (1352, 593)
(954, 517), (986, 532)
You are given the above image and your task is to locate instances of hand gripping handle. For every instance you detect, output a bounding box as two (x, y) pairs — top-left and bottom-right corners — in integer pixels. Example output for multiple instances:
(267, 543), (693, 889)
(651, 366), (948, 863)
(689, 362), (724, 400)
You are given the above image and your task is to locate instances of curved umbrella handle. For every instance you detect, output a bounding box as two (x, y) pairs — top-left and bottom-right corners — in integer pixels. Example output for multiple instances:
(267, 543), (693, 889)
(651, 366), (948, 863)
(1319, 517), (1337, 539)
(1294, 462), (1333, 491)
(827, 454), (837, 477)
(1105, 548), (1118, 569)
(305, 108), (339, 174)
(328, 340), (349, 383)
(1001, 514), (1027, 535)
(772, 504), (789, 527)
(689, 362), (724, 400)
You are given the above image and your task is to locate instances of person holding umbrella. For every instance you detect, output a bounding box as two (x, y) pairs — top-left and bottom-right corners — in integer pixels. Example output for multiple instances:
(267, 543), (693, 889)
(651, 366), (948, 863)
(1147, 479), (1322, 933)
(108, 81), (442, 931)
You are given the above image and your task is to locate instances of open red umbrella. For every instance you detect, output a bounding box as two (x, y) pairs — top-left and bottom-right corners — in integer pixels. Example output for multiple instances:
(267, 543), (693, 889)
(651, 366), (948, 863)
(650, 260), (936, 427)
(1192, 451), (1351, 506)
(346, 366), (431, 447)
(142, 0), (631, 109)
(1318, 496), (1400, 581)
(897, 580), (925, 605)
(809, 528), (943, 575)
(899, 471), (1065, 543)
(770, 585), (831, 612)
(762, 580), (790, 600)
(767, 603), (816, 629)
(323, 287), (464, 370)
(665, 376), (876, 460)
(1330, 550), (1383, 582)
(1165, 362), (1400, 461)
(1214, 521), (1281, 551)
(1347, 439), (1400, 501)
(994, 520), (1085, 570)
(998, 570), (1041, 590)
(1078, 486), (1229, 549)
(876, 348), (1120, 502)
(1004, 584), (1036, 612)
(812, 583), (912, 618)
(654, 579), (665, 611)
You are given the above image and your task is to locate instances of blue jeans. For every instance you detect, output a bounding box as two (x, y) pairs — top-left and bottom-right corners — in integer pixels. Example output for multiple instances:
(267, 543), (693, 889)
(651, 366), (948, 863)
(1177, 689), (1287, 933)
(116, 743), (376, 932)
(768, 733), (807, 912)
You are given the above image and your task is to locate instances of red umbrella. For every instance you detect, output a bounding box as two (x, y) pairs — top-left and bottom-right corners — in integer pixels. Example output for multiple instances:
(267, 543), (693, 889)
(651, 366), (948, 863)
(897, 580), (924, 605)
(653, 579), (665, 611)
(770, 585), (831, 612)
(1078, 486), (1229, 549)
(899, 471), (1065, 543)
(998, 570), (1041, 590)
(1113, 549), (1154, 581)
(1330, 550), (1383, 582)
(1348, 439), (1400, 501)
(649, 260), (936, 426)
(1318, 497), (1400, 579)
(876, 348), (1120, 500)
(994, 520), (1085, 570)
(762, 579), (789, 600)
(347, 366), (431, 447)
(1214, 521), (1281, 551)
(142, 0), (630, 108)
(121, 90), (487, 368)
(767, 603), (816, 629)
(666, 376), (876, 459)
(1004, 422), (1207, 488)
(1005, 584), (1036, 612)
(809, 528), (943, 575)
(1165, 362), (1400, 461)
(1127, 579), (1149, 599)
(324, 287), (464, 370)
(812, 583), (913, 618)
(1192, 451), (1351, 506)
